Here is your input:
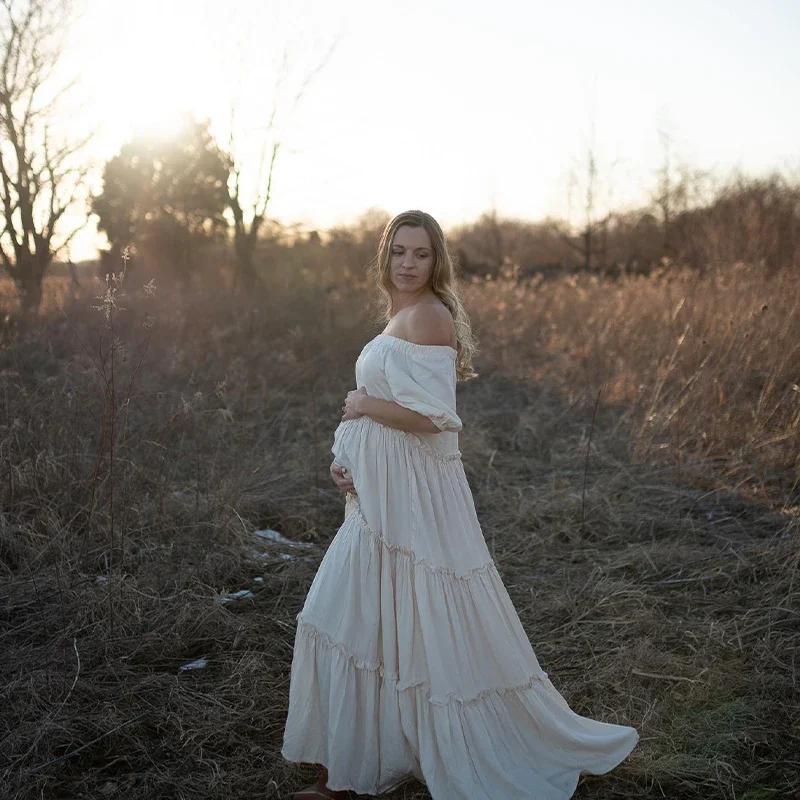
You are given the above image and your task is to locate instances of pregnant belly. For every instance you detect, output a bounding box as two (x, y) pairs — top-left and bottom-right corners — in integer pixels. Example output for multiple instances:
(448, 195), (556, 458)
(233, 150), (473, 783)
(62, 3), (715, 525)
(331, 417), (361, 473)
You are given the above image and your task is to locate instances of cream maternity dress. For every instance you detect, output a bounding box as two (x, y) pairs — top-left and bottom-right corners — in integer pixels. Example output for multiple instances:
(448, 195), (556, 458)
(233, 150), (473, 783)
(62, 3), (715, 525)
(281, 333), (639, 799)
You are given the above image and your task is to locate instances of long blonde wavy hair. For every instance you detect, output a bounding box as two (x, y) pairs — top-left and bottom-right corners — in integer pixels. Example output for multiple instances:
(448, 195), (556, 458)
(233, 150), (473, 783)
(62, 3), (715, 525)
(366, 209), (479, 381)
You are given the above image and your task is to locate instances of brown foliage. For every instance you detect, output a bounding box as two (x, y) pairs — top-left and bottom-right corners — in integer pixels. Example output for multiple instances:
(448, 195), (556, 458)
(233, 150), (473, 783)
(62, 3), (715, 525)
(0, 249), (798, 798)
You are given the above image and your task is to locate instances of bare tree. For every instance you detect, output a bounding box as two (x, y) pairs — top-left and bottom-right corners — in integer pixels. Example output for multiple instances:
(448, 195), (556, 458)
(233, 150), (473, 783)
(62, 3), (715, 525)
(225, 38), (339, 293)
(581, 138), (598, 270)
(0, 0), (90, 315)
(652, 125), (683, 261)
(557, 144), (611, 271)
(557, 104), (622, 272)
(485, 197), (505, 271)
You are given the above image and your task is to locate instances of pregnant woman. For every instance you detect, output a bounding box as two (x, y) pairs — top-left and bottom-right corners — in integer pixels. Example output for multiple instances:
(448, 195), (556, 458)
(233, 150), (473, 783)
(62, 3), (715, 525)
(281, 210), (639, 799)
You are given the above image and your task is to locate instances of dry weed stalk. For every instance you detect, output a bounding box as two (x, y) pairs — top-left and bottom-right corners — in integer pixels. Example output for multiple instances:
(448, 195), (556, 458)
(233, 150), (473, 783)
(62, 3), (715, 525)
(57, 247), (156, 631)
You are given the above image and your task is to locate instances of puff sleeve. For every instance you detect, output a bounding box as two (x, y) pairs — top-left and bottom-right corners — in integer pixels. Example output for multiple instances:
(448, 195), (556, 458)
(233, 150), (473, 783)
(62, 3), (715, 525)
(383, 346), (462, 433)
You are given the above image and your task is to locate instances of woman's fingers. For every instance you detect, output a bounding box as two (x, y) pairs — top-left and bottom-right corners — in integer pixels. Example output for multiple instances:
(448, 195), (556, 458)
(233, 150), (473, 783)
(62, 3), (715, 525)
(330, 465), (347, 482)
(330, 463), (356, 494)
(337, 476), (356, 494)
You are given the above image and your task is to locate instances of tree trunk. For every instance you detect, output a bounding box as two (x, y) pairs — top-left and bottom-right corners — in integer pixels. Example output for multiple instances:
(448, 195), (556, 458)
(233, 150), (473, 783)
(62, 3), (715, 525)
(17, 272), (44, 317)
(232, 215), (266, 296)
(234, 232), (258, 291)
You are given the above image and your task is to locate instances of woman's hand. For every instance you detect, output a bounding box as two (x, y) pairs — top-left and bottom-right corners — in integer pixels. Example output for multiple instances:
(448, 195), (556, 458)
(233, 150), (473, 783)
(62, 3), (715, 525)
(341, 386), (368, 421)
(330, 461), (356, 496)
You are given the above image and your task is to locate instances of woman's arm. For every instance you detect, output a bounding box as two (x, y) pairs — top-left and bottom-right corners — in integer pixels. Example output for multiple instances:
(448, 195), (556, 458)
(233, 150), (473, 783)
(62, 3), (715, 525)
(356, 394), (441, 434)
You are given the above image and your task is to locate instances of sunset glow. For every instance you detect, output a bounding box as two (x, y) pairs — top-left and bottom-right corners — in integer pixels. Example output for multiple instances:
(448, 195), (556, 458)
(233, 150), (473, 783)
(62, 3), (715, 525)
(55, 0), (800, 261)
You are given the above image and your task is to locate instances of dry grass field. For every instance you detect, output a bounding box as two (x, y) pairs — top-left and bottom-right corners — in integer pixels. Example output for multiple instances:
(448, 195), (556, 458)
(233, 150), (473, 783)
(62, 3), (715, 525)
(0, 259), (798, 799)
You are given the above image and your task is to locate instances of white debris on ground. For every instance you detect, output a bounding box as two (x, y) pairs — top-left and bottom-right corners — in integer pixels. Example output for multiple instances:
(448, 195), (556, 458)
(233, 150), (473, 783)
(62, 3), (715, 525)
(179, 657), (209, 671)
(78, 572), (109, 584)
(213, 525), (320, 605)
(247, 549), (316, 564)
(253, 528), (314, 548)
(215, 588), (255, 604)
(248, 526), (317, 565)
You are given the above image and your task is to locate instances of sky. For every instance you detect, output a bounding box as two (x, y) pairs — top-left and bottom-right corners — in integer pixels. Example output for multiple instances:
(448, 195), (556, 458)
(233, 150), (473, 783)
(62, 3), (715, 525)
(51, 0), (800, 260)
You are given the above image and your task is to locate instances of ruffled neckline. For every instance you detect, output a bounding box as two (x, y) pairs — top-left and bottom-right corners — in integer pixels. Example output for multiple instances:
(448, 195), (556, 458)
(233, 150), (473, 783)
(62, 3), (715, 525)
(374, 333), (457, 359)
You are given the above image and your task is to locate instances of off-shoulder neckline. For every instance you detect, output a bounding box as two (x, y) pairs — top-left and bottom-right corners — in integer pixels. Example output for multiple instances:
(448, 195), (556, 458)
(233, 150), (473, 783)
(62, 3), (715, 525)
(375, 333), (457, 359)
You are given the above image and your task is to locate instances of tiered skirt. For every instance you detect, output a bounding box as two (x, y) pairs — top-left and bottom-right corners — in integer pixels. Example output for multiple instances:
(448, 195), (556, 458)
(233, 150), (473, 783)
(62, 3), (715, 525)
(281, 416), (639, 799)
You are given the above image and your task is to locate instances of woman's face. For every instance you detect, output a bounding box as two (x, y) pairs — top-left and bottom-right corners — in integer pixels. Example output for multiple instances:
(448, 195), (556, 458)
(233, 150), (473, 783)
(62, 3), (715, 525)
(389, 225), (434, 296)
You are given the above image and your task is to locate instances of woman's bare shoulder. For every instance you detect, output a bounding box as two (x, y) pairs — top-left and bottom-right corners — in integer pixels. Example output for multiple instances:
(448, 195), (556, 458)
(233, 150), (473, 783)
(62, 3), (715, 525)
(405, 302), (455, 348)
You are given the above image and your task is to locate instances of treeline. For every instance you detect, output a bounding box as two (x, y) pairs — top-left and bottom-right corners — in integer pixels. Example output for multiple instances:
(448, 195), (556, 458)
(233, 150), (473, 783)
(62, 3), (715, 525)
(14, 105), (800, 312)
(88, 110), (800, 297)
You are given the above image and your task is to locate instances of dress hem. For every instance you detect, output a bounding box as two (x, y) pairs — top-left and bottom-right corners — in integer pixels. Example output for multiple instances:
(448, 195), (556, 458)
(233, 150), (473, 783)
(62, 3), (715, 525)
(280, 747), (419, 797)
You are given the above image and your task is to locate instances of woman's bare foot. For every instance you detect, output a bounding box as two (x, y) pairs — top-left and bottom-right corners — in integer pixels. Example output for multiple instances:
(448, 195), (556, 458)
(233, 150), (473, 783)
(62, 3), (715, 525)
(292, 766), (353, 799)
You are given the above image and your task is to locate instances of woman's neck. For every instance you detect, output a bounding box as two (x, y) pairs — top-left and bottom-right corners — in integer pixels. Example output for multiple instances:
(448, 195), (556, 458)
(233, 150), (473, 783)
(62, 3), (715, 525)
(389, 289), (437, 315)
